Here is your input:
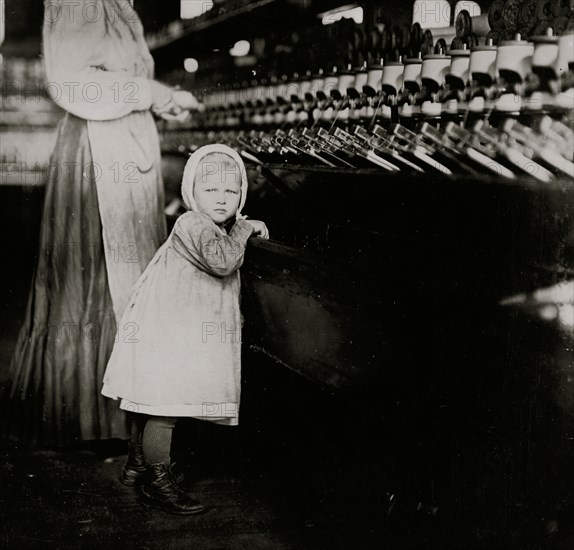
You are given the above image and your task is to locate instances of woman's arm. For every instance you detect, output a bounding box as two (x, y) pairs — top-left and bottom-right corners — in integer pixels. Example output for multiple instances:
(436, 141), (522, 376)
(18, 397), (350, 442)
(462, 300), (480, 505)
(42, 0), (168, 121)
(173, 213), (256, 277)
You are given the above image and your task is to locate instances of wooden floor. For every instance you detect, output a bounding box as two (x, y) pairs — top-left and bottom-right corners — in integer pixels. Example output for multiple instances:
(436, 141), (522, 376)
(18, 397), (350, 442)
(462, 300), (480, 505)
(1, 359), (573, 550)
(0, 358), (427, 550)
(1, 438), (391, 550)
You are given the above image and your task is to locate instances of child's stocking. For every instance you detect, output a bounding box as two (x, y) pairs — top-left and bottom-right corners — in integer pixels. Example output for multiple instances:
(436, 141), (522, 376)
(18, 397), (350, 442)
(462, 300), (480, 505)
(143, 416), (176, 465)
(128, 412), (147, 445)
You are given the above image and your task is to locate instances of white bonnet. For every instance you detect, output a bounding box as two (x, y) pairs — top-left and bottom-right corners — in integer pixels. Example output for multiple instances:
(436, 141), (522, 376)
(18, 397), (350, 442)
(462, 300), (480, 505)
(181, 144), (248, 219)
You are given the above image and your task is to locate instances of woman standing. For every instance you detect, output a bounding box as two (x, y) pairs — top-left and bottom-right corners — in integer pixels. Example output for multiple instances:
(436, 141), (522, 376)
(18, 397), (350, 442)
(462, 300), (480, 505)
(2, 0), (196, 446)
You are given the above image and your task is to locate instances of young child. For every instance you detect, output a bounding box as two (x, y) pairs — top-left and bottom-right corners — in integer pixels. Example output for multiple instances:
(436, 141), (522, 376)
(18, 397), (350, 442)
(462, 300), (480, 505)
(101, 144), (268, 515)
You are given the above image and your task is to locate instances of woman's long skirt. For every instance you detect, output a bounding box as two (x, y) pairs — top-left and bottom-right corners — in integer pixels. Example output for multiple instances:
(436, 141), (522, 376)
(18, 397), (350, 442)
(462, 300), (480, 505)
(2, 113), (130, 446)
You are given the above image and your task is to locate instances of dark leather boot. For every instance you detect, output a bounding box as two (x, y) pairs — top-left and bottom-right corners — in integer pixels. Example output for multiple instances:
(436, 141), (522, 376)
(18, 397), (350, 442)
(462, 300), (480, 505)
(141, 462), (206, 516)
(121, 443), (184, 487)
(121, 442), (147, 487)
(169, 459), (185, 485)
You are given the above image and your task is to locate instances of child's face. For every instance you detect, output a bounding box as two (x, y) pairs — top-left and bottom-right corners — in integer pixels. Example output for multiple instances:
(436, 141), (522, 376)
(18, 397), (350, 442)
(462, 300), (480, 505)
(192, 155), (242, 226)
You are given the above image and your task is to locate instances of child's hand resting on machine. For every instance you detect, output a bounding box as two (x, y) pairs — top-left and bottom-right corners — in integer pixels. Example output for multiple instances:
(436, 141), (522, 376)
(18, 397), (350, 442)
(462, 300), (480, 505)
(245, 220), (269, 239)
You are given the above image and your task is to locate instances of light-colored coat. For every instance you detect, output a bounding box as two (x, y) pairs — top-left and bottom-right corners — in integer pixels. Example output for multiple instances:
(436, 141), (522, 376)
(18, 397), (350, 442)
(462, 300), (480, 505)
(101, 212), (255, 422)
(103, 144), (254, 424)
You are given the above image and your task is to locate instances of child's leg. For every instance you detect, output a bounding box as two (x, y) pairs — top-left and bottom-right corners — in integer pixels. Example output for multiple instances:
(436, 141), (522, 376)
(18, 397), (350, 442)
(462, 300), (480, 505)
(121, 412), (148, 487)
(142, 416), (176, 465)
(129, 411), (147, 445)
(141, 416), (205, 515)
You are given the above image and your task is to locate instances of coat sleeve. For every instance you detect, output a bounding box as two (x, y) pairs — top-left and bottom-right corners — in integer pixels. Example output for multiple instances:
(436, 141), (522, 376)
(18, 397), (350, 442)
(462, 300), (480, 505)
(173, 213), (255, 277)
(42, 0), (154, 120)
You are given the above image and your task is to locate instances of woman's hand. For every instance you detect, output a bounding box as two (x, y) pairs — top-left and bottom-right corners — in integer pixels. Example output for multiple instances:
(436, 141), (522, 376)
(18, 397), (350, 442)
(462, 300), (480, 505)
(158, 90), (205, 121)
(172, 90), (204, 112)
(157, 108), (190, 122)
(245, 220), (269, 239)
(149, 81), (191, 121)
